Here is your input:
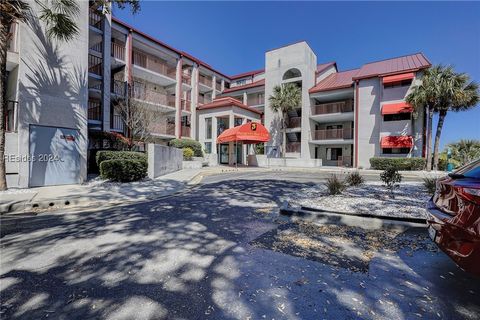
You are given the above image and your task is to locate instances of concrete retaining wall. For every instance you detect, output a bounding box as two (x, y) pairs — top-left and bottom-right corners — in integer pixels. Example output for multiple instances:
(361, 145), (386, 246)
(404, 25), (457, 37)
(182, 160), (203, 169)
(147, 144), (182, 179)
(252, 155), (322, 167)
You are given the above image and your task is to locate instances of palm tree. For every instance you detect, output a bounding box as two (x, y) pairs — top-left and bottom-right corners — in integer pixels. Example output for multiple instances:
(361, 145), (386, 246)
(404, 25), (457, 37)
(268, 83), (302, 157)
(406, 65), (443, 171)
(0, 0), (140, 190)
(431, 68), (479, 170)
(448, 139), (480, 165)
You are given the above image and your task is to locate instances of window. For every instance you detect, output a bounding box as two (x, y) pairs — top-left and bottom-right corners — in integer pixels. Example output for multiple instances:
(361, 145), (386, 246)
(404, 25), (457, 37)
(326, 148), (343, 161)
(283, 68), (302, 80)
(384, 79), (412, 89)
(205, 118), (212, 139)
(382, 148), (410, 154)
(384, 113), (411, 121)
(217, 118), (228, 136)
(234, 117), (243, 127)
(326, 124), (342, 130)
(181, 116), (190, 127)
(236, 79), (246, 86)
(204, 142), (212, 154)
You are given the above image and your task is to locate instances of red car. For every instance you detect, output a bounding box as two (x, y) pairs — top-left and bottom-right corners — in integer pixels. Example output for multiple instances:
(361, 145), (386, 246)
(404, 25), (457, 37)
(427, 159), (480, 276)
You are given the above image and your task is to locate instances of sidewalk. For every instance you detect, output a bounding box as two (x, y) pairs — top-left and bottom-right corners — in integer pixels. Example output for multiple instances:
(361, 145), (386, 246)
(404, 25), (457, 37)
(0, 169), (202, 215)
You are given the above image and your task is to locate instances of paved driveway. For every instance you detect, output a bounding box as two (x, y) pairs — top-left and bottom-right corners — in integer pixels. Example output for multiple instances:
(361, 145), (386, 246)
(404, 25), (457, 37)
(1, 172), (479, 319)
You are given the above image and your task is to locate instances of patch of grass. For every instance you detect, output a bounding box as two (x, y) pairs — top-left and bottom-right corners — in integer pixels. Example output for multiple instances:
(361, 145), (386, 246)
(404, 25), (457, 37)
(345, 171), (365, 186)
(423, 177), (437, 195)
(325, 174), (347, 195)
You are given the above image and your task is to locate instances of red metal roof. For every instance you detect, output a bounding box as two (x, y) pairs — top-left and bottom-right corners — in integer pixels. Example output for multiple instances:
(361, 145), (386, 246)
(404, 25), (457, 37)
(381, 102), (414, 115)
(230, 69), (265, 80)
(380, 136), (413, 148)
(223, 79), (265, 93)
(197, 97), (263, 115)
(316, 62), (337, 73)
(309, 69), (359, 93)
(353, 53), (431, 80)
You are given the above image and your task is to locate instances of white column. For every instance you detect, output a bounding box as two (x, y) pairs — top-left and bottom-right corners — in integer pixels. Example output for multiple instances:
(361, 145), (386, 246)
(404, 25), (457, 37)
(191, 63), (199, 140)
(243, 92), (248, 105)
(221, 79), (225, 92)
(175, 58), (183, 138)
(212, 75), (217, 100)
(102, 12), (112, 132)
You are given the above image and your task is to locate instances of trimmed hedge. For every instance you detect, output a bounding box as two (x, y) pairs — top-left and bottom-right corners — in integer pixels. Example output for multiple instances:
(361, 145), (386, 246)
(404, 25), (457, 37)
(96, 150), (147, 167)
(369, 157), (426, 171)
(168, 138), (203, 157)
(100, 159), (147, 182)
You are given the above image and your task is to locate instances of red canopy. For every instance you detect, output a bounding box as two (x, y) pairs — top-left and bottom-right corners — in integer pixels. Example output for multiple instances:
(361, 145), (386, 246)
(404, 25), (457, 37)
(381, 136), (413, 148)
(382, 72), (415, 84)
(217, 122), (270, 144)
(381, 102), (414, 115)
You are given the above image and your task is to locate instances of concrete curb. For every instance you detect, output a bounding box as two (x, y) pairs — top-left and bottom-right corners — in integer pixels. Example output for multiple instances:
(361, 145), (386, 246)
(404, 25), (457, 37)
(280, 203), (426, 229)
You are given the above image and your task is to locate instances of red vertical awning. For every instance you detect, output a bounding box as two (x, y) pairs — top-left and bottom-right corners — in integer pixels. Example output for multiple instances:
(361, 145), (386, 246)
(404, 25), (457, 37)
(381, 136), (413, 148)
(381, 102), (414, 115)
(382, 72), (415, 84)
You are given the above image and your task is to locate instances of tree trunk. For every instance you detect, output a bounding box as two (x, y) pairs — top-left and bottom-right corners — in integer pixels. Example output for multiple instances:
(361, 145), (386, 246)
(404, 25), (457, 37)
(433, 111), (447, 171)
(425, 106), (433, 171)
(0, 19), (10, 191)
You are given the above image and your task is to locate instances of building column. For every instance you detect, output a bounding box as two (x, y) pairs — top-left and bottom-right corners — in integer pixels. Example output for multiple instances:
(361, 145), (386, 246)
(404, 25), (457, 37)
(243, 92), (248, 105)
(191, 63), (199, 140)
(221, 79), (225, 92)
(175, 57), (183, 138)
(212, 75), (217, 100)
(102, 12), (112, 132)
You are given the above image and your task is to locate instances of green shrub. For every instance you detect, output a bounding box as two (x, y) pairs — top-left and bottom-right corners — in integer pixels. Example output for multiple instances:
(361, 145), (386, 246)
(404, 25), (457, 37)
(96, 150), (147, 167)
(169, 138), (203, 157)
(380, 167), (403, 198)
(370, 157), (425, 171)
(183, 147), (194, 161)
(423, 177), (437, 195)
(325, 175), (347, 195)
(345, 171), (365, 186)
(99, 159), (147, 182)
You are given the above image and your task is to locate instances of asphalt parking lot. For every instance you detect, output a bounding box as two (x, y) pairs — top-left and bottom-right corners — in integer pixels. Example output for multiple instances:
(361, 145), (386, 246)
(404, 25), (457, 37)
(1, 172), (479, 319)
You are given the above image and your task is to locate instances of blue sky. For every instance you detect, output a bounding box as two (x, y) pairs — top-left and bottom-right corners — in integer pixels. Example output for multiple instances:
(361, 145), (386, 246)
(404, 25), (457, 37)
(114, 1), (480, 149)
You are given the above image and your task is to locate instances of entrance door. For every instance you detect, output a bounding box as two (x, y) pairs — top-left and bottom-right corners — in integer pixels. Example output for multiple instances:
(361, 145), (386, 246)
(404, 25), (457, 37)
(29, 125), (81, 187)
(219, 144), (229, 164)
(236, 143), (242, 165)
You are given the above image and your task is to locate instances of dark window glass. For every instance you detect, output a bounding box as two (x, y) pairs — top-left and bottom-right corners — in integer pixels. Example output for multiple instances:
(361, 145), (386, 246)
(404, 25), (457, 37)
(384, 113), (411, 121)
(382, 148), (410, 154)
(204, 142), (212, 154)
(384, 79), (413, 89)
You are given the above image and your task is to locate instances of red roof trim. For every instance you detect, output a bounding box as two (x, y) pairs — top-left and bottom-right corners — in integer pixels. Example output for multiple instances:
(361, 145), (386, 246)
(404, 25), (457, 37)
(316, 62), (337, 74)
(230, 69), (265, 80)
(223, 79), (265, 93)
(112, 17), (230, 80)
(197, 97), (263, 115)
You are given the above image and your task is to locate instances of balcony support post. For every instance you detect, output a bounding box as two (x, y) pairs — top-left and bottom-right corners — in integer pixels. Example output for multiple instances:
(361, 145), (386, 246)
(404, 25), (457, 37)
(175, 58), (183, 138)
(212, 75), (217, 100)
(190, 63), (199, 139)
(102, 10), (112, 132)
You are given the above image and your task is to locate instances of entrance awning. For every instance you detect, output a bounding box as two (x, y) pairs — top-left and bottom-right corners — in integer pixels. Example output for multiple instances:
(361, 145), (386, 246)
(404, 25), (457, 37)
(382, 72), (415, 84)
(381, 136), (413, 148)
(381, 102), (414, 115)
(217, 122), (270, 144)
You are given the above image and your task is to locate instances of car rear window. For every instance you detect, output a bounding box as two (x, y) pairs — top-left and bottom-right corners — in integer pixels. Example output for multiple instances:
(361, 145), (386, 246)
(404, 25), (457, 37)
(455, 159), (480, 179)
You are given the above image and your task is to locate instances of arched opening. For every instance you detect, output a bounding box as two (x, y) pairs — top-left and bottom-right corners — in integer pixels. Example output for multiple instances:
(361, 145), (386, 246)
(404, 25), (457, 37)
(282, 68), (301, 80)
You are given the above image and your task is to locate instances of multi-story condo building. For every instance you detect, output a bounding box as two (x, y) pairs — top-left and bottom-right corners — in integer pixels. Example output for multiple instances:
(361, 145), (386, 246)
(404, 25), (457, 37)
(4, 5), (430, 188)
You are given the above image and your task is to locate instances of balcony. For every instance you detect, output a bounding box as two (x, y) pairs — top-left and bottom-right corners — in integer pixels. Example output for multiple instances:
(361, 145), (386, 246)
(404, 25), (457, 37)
(311, 100), (354, 123)
(198, 74), (212, 89)
(150, 120), (175, 137)
(5, 100), (18, 132)
(286, 142), (301, 153)
(312, 128), (353, 141)
(89, 9), (103, 31)
(132, 50), (176, 84)
(182, 73), (192, 86)
(216, 82), (222, 91)
(111, 80), (126, 97)
(111, 113), (124, 132)
(88, 54), (103, 77)
(181, 126), (191, 137)
(247, 95), (265, 106)
(198, 95), (211, 105)
(111, 42), (125, 61)
(181, 99), (191, 112)
(286, 116), (301, 129)
(6, 22), (19, 71)
(132, 86), (176, 109)
(88, 100), (101, 121)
